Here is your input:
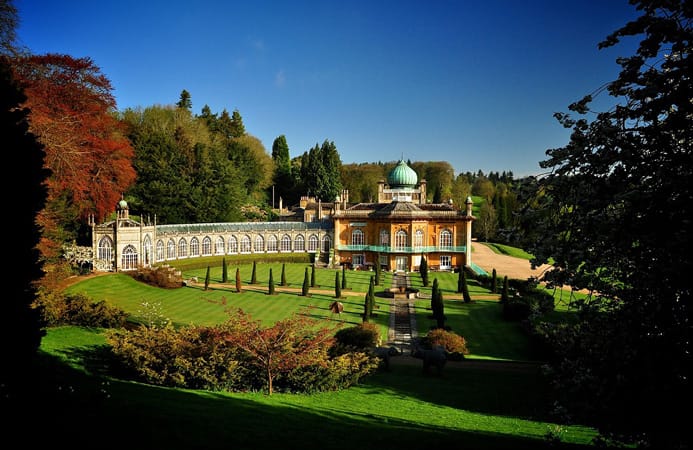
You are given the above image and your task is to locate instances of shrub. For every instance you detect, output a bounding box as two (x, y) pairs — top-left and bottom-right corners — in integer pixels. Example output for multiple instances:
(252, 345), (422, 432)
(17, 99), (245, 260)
(332, 322), (380, 352)
(38, 291), (127, 328)
(129, 265), (183, 289)
(421, 328), (469, 360)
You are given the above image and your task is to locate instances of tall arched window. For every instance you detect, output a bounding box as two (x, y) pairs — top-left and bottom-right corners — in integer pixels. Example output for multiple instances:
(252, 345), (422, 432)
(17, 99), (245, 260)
(414, 229), (424, 248)
(190, 237), (200, 256)
(121, 245), (138, 270)
(228, 236), (238, 254)
(240, 235), (251, 253)
(202, 236), (212, 255)
(351, 229), (364, 246)
(98, 236), (113, 262)
(156, 240), (164, 262)
(142, 236), (152, 266)
(322, 235), (331, 253)
(178, 238), (188, 257)
(395, 230), (408, 249)
(308, 234), (319, 252)
(215, 236), (225, 254)
(379, 229), (389, 246)
(167, 239), (176, 259)
(294, 234), (305, 251)
(440, 229), (453, 248)
(267, 235), (278, 252)
(254, 235), (264, 252)
(280, 234), (292, 252)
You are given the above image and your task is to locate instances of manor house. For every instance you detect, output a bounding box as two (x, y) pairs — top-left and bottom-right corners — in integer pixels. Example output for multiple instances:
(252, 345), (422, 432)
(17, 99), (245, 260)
(90, 160), (476, 273)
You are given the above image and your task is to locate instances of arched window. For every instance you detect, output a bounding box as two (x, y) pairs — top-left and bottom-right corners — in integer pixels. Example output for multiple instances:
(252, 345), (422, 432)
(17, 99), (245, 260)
(414, 229), (424, 248)
(322, 235), (331, 253)
(121, 245), (138, 270)
(267, 235), (278, 252)
(178, 238), (188, 257)
(167, 239), (176, 259)
(190, 237), (200, 256)
(308, 234), (319, 252)
(215, 236), (225, 254)
(228, 236), (238, 254)
(98, 236), (113, 262)
(280, 234), (292, 252)
(379, 229), (389, 246)
(202, 236), (212, 256)
(440, 229), (453, 248)
(240, 235), (251, 253)
(294, 234), (305, 251)
(254, 235), (265, 252)
(156, 240), (164, 262)
(351, 229), (364, 246)
(395, 230), (408, 249)
(142, 236), (152, 266)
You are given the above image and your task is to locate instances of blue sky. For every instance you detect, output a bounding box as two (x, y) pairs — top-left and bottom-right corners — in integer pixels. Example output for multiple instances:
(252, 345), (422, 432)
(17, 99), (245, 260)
(15, 0), (640, 177)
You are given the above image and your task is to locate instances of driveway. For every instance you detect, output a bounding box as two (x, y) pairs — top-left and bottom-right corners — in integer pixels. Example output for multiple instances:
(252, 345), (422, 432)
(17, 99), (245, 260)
(470, 241), (553, 281)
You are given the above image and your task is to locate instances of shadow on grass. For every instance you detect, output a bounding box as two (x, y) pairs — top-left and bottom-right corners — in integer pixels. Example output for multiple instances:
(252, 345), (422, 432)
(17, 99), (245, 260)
(5, 351), (592, 450)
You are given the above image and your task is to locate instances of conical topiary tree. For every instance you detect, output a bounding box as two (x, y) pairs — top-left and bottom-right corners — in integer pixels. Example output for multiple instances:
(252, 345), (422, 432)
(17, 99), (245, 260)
(301, 267), (310, 296)
(500, 275), (509, 303)
(280, 263), (287, 286)
(419, 255), (429, 287)
(367, 275), (376, 317)
(222, 257), (228, 283)
(431, 278), (440, 318)
(335, 271), (342, 298)
(362, 280), (373, 322)
(374, 255), (381, 286)
(236, 267), (242, 293)
(459, 267), (472, 303)
(431, 278), (446, 329)
(204, 265), (211, 291)
(341, 265), (347, 289)
(491, 268), (497, 294)
(268, 268), (275, 295)
(251, 261), (258, 284)
(311, 264), (316, 287)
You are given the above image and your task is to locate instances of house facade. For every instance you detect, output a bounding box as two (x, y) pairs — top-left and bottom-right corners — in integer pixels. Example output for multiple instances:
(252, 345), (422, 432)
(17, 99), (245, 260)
(90, 160), (475, 273)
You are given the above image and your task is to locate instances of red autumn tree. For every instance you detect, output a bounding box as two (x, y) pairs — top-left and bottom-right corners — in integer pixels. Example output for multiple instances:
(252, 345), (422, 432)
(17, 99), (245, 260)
(223, 308), (335, 395)
(11, 54), (135, 266)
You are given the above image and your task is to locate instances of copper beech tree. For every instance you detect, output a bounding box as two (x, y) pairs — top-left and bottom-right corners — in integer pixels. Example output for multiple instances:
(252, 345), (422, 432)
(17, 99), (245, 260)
(11, 54), (135, 270)
(223, 308), (336, 395)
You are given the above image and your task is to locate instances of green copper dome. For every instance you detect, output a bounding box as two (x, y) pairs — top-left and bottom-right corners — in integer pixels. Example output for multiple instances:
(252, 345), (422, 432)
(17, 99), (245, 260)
(387, 160), (418, 188)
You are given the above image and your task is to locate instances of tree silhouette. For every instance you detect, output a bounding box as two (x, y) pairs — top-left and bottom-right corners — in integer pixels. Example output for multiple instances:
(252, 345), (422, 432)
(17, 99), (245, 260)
(222, 257), (228, 283)
(311, 264), (316, 287)
(204, 266), (211, 291)
(280, 263), (287, 286)
(491, 268), (497, 294)
(1, 52), (49, 388)
(516, 5), (691, 446)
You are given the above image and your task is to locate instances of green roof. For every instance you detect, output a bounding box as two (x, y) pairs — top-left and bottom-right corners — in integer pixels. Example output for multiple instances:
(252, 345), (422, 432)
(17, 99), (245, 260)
(387, 160), (418, 188)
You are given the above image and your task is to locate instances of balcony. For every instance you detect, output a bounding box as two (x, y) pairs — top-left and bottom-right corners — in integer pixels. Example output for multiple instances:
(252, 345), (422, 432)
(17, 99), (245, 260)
(335, 244), (467, 254)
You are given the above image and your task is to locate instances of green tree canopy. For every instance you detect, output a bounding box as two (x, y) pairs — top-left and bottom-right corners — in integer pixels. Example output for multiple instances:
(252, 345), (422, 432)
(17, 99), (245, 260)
(518, 2), (691, 448)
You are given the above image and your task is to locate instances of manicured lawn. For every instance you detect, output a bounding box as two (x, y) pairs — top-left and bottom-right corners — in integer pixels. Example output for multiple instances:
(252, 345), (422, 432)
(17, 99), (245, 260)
(28, 325), (598, 449)
(46, 264), (598, 449)
(66, 264), (567, 362)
